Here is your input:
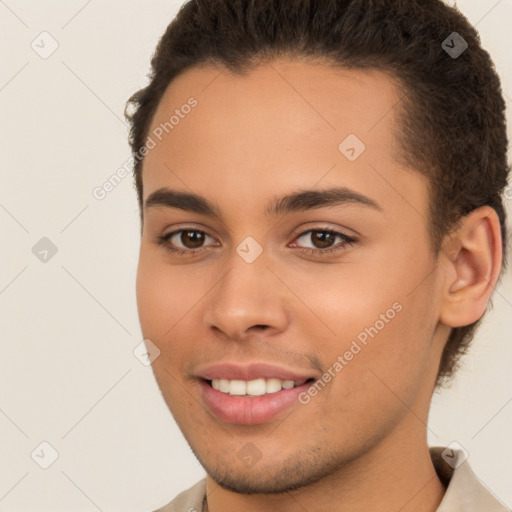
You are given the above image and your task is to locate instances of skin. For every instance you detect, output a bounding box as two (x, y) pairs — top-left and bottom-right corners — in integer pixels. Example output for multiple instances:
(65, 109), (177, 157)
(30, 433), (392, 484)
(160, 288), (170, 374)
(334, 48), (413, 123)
(136, 58), (502, 512)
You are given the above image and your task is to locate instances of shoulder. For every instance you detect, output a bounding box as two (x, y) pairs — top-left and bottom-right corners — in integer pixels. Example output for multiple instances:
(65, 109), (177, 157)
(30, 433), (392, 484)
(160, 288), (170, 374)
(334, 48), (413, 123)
(153, 478), (207, 512)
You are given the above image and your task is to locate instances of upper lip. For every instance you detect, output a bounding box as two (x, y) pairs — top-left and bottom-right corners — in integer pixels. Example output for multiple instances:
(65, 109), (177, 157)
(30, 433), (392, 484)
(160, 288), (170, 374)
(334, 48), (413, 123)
(196, 362), (317, 382)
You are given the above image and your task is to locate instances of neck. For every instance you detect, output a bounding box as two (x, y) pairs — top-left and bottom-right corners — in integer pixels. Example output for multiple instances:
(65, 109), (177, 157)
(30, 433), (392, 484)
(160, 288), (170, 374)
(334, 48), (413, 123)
(204, 422), (446, 512)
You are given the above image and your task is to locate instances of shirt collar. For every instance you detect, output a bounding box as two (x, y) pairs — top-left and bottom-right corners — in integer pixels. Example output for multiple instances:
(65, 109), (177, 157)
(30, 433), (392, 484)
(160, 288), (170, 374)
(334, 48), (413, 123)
(430, 446), (508, 511)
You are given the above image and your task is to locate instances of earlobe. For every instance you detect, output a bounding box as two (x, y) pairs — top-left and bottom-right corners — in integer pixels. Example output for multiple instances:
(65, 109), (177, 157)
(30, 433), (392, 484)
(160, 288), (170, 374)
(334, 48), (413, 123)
(439, 206), (503, 328)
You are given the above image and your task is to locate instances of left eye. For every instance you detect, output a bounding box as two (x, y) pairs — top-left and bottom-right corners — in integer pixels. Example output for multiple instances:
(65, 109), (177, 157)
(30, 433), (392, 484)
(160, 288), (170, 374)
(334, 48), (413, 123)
(292, 229), (356, 252)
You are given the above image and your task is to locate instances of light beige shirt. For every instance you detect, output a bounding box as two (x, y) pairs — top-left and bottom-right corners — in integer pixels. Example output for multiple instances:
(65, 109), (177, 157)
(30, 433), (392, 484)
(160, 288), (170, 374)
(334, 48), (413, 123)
(154, 447), (509, 511)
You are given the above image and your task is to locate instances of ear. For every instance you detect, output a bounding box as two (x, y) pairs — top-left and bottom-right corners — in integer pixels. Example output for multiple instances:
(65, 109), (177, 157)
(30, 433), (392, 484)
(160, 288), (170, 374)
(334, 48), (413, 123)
(439, 206), (503, 328)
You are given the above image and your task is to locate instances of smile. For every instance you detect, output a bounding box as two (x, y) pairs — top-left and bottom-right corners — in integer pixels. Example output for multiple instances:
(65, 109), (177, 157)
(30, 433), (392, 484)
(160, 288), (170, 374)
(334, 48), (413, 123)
(199, 378), (315, 425)
(210, 377), (309, 396)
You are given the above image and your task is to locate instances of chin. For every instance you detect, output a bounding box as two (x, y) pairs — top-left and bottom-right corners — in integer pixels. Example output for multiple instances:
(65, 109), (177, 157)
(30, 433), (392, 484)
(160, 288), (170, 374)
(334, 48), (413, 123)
(190, 444), (349, 495)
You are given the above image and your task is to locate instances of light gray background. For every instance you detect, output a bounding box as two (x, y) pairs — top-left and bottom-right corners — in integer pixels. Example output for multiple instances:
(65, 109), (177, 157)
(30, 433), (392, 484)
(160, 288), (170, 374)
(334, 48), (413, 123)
(0, 1), (511, 511)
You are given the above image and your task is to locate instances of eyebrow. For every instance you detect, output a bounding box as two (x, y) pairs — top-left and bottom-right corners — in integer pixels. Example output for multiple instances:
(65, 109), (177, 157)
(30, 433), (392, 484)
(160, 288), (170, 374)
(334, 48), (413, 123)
(144, 186), (383, 219)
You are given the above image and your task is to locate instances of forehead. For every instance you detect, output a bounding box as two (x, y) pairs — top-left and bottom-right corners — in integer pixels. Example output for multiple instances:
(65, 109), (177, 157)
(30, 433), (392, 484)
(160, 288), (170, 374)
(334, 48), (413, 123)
(145, 58), (402, 155)
(141, 58), (426, 219)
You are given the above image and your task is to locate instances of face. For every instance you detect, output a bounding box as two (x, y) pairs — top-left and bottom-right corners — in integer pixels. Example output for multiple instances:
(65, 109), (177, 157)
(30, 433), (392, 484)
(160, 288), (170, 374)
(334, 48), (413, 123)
(136, 59), (448, 493)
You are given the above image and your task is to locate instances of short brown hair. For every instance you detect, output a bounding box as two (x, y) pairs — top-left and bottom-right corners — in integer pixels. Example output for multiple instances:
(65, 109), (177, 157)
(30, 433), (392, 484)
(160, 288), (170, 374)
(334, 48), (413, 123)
(125, 0), (510, 386)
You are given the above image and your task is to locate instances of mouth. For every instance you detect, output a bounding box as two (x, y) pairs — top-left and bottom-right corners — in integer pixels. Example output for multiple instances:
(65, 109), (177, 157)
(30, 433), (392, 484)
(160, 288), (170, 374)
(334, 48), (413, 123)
(198, 375), (316, 425)
(195, 362), (319, 425)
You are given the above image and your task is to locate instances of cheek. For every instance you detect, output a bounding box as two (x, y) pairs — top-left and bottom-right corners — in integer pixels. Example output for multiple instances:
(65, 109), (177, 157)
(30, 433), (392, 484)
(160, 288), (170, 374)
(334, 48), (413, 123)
(135, 249), (204, 340)
(301, 304), (434, 453)
(300, 250), (436, 401)
(135, 253), (204, 413)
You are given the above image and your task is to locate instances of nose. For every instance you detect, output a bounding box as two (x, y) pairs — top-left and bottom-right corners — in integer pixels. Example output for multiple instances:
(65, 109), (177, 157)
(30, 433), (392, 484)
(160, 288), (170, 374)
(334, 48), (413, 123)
(203, 255), (290, 342)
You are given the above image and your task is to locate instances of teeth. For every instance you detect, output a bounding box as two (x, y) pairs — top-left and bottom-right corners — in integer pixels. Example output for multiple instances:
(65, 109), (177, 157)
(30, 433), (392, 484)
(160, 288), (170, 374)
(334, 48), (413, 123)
(229, 380), (247, 396)
(210, 377), (307, 396)
(218, 379), (230, 393)
(265, 378), (282, 394)
(246, 378), (266, 396)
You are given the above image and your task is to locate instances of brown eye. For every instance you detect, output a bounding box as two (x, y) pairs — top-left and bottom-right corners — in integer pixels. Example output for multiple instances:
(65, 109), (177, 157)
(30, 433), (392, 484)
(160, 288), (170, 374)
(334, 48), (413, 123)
(292, 228), (356, 256)
(180, 230), (206, 249)
(158, 229), (217, 255)
(309, 231), (336, 249)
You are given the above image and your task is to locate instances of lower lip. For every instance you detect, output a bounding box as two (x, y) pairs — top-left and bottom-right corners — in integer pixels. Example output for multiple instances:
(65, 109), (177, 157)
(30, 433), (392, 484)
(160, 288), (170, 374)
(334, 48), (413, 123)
(199, 380), (312, 425)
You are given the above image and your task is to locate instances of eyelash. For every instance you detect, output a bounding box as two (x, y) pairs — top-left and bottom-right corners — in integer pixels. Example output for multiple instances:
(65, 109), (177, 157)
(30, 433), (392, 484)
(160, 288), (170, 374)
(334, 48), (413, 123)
(156, 227), (356, 258)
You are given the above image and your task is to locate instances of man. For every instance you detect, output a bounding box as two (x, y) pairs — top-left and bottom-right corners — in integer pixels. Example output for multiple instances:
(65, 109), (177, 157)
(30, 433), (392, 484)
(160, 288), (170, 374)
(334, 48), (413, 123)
(125, 0), (510, 510)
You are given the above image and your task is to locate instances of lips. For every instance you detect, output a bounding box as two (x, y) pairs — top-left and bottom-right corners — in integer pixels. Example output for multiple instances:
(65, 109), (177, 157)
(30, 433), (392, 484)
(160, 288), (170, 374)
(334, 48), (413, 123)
(195, 362), (317, 425)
